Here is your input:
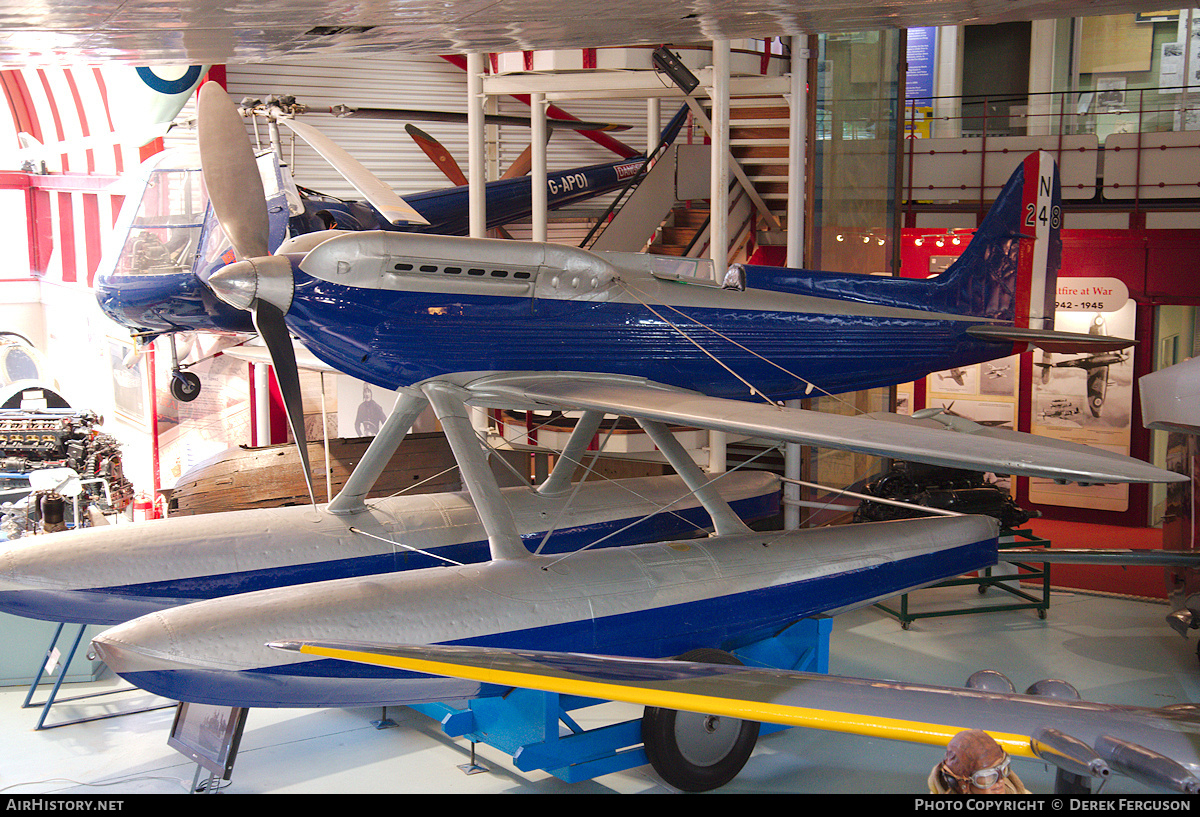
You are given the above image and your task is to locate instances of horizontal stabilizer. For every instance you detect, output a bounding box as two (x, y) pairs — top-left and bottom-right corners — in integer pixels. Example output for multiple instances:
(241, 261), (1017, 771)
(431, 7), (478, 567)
(1140, 357), (1200, 435)
(966, 324), (1134, 353)
(464, 374), (1184, 485)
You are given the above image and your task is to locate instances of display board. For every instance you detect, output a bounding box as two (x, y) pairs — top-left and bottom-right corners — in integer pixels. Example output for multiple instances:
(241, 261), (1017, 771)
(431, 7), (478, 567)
(1028, 296), (1136, 512)
(336, 375), (439, 439)
(918, 276), (1136, 513)
(167, 702), (249, 782)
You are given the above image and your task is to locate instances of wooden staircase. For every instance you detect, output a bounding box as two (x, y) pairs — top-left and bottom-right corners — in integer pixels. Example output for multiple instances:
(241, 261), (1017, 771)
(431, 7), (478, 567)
(648, 204), (711, 256)
(644, 95), (793, 258)
(730, 96), (791, 236)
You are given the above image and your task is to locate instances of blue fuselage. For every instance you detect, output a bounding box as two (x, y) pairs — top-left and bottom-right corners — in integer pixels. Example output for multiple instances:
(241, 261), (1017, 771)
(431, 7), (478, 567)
(96, 156), (646, 336)
(284, 269), (1008, 402)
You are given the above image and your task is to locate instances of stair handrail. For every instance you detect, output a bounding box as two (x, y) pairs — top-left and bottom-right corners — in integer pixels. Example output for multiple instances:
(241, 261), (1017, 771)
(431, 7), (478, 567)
(580, 105), (689, 249)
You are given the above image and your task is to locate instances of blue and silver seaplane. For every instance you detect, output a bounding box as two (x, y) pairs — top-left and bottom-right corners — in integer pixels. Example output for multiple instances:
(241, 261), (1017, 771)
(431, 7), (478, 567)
(11, 81), (1194, 793)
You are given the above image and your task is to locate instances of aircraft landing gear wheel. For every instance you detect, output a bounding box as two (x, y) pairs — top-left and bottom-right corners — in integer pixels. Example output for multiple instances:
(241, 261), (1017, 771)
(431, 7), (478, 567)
(171, 370), (201, 402)
(641, 648), (760, 792)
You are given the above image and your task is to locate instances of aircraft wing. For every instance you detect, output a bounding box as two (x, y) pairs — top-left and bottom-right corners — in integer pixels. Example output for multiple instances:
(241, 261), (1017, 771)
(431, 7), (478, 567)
(1141, 357), (1200, 436)
(269, 639), (1200, 792)
(463, 374), (1182, 485)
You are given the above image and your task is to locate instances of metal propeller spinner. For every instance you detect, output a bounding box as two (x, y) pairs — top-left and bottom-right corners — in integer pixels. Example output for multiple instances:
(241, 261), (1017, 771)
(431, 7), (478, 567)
(196, 80), (316, 506)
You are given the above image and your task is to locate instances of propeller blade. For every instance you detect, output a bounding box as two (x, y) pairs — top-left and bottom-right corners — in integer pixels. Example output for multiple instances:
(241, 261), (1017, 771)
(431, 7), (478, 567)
(500, 144), (534, 180)
(405, 124), (467, 186)
(406, 124), (531, 188)
(277, 117), (430, 226)
(197, 81), (270, 260)
(198, 83), (316, 506)
(252, 300), (315, 506)
(331, 105), (630, 132)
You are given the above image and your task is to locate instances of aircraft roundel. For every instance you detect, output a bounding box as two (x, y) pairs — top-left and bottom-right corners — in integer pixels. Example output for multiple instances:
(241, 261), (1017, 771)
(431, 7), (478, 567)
(135, 65), (205, 96)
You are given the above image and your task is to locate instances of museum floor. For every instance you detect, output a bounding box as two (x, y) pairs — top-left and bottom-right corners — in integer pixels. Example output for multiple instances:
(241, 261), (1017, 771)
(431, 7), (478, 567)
(0, 583), (1196, 795)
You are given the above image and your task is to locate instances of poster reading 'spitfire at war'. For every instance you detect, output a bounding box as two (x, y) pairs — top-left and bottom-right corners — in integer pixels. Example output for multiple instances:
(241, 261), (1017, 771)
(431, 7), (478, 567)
(1028, 278), (1135, 511)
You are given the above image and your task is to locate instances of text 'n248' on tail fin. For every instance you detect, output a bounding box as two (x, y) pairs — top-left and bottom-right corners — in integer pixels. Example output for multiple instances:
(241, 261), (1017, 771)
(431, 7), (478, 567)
(933, 151), (1062, 331)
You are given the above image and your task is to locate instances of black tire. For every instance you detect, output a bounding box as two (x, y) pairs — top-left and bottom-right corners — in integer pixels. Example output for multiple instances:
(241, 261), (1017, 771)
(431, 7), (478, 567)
(641, 648), (760, 792)
(171, 371), (202, 402)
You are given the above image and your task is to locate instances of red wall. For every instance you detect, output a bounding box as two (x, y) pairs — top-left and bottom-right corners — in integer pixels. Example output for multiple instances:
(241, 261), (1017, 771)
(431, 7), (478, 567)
(903, 227), (1200, 305)
(905, 227), (1200, 597)
(1020, 518), (1169, 599)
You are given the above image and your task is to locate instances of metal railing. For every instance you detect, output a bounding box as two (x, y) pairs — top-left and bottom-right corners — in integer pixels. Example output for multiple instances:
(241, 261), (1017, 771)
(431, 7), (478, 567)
(902, 86), (1200, 212)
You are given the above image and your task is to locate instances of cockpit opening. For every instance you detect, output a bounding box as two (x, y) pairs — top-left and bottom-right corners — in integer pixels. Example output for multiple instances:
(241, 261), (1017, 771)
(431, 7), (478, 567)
(114, 167), (207, 277)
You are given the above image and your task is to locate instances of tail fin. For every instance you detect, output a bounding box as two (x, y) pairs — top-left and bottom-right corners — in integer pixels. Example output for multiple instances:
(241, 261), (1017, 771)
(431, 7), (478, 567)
(933, 151), (1062, 330)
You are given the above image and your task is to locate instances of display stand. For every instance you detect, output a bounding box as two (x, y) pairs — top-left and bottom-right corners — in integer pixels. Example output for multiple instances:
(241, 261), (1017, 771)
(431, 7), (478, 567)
(22, 621), (174, 730)
(168, 703), (249, 794)
(409, 617), (830, 783)
(874, 529), (1051, 629)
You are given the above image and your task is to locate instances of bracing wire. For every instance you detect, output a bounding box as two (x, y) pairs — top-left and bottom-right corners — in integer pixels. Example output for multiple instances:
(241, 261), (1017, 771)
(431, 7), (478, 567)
(348, 526), (465, 566)
(543, 440), (788, 569)
(616, 276), (867, 416)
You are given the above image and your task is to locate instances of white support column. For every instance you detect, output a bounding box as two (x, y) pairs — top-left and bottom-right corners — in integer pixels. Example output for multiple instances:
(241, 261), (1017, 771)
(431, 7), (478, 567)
(708, 40), (730, 475)
(647, 97), (661, 152)
(934, 27), (964, 138)
(1028, 19), (1057, 136)
(466, 54), (490, 457)
(785, 40), (809, 530)
(531, 91), (548, 242)
(1181, 10), (1196, 130)
(253, 362), (270, 447)
(710, 41), (730, 268)
(786, 42), (807, 270)
(467, 52), (487, 238)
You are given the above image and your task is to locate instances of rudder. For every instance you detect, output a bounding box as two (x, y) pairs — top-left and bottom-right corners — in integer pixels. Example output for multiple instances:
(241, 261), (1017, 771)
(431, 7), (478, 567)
(933, 151), (1062, 330)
